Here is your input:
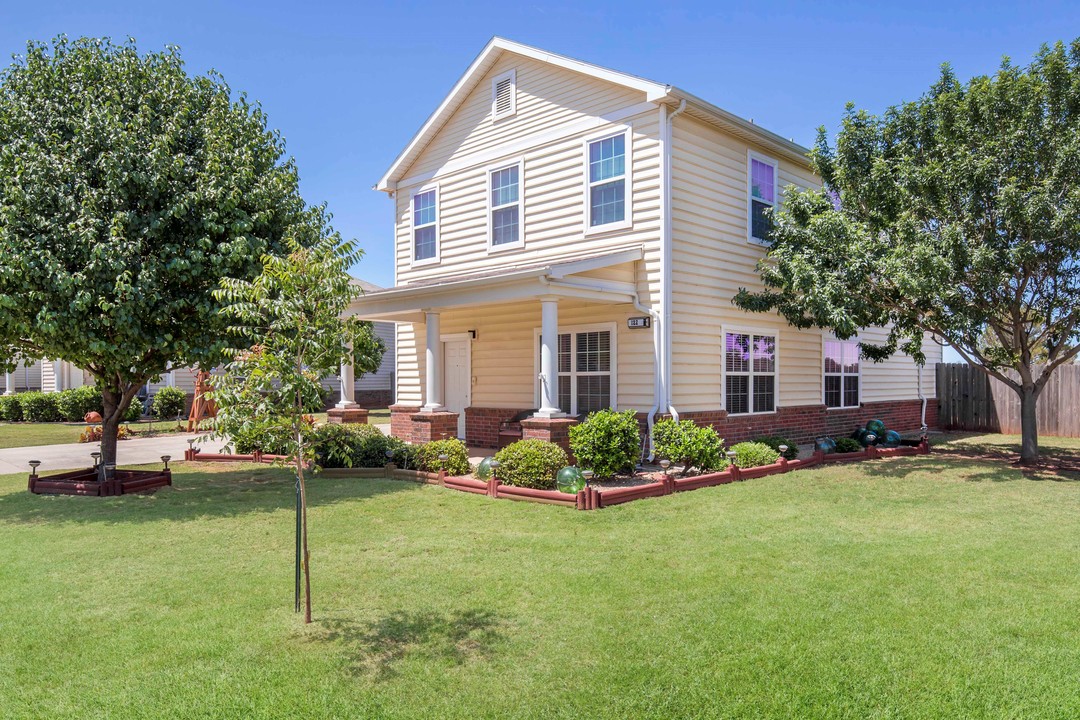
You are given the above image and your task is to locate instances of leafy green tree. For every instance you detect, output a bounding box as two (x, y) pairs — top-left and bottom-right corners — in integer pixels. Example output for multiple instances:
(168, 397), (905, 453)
(0, 36), (322, 472)
(735, 40), (1080, 465)
(212, 234), (383, 623)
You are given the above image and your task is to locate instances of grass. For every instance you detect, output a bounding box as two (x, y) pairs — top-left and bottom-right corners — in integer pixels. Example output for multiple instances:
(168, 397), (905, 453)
(0, 408), (391, 450)
(1, 433), (1078, 718)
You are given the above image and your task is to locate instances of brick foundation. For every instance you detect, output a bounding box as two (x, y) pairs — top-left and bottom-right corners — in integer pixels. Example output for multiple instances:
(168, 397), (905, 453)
(327, 407), (369, 424)
(464, 407), (535, 448)
(329, 389), (393, 409)
(671, 398), (938, 445)
(389, 404), (459, 443)
(520, 417), (580, 458)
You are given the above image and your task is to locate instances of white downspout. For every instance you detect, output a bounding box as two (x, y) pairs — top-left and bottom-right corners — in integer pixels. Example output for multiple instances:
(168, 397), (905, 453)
(661, 99), (687, 422)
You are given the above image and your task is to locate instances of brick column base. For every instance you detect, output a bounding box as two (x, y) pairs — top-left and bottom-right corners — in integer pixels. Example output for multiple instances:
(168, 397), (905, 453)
(410, 411), (460, 443)
(520, 417), (580, 458)
(390, 404), (421, 441)
(327, 407), (369, 424)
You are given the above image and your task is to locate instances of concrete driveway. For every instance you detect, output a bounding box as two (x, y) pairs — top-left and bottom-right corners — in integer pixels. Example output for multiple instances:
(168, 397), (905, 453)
(0, 433), (229, 475)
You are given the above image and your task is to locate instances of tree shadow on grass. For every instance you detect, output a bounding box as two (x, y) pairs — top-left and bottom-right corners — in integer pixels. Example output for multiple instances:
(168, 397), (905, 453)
(313, 609), (510, 681)
(856, 448), (1080, 484)
(0, 465), (418, 526)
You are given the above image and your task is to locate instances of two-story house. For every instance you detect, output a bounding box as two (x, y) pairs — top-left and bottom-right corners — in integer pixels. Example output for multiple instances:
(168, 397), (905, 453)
(350, 37), (941, 451)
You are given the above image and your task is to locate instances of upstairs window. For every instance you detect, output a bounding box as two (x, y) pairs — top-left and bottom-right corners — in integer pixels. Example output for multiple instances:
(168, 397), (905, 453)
(489, 163), (522, 249)
(725, 331), (777, 414)
(491, 69), (516, 120)
(748, 152), (778, 245)
(586, 130), (630, 231)
(412, 188), (438, 264)
(824, 339), (860, 408)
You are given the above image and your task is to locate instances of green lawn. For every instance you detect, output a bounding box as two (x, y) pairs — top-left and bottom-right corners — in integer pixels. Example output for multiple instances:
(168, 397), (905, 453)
(1, 434), (1078, 718)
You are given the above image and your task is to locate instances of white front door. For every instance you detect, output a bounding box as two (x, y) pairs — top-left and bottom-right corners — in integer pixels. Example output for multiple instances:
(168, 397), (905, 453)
(442, 337), (471, 437)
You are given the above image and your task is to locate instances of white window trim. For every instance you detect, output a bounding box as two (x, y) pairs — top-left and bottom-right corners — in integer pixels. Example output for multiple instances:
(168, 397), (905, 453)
(747, 150), (779, 246)
(487, 158), (525, 252)
(721, 325), (780, 416)
(410, 184), (440, 268)
(532, 321), (618, 415)
(822, 335), (863, 410)
(491, 69), (517, 121)
(583, 126), (633, 236)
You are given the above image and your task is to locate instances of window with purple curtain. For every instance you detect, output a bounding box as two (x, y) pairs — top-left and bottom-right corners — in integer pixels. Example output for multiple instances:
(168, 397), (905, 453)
(725, 331), (776, 414)
(824, 340), (860, 408)
(749, 156), (777, 244)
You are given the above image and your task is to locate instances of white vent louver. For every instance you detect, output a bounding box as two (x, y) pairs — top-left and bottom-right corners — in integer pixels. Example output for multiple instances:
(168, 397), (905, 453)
(491, 70), (516, 120)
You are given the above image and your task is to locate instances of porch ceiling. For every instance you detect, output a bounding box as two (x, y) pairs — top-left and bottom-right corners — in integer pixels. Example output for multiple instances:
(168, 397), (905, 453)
(347, 246), (644, 322)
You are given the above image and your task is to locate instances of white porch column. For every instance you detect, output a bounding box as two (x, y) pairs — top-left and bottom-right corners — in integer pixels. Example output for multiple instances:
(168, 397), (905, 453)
(421, 311), (444, 412)
(336, 359), (358, 408)
(3, 371), (12, 396)
(537, 297), (565, 418)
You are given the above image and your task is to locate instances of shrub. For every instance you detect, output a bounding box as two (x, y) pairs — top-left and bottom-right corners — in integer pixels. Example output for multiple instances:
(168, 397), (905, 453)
(652, 418), (726, 474)
(415, 438), (471, 476)
(232, 418), (302, 455)
(0, 394), (23, 422)
(568, 409), (640, 479)
(493, 439), (568, 490)
(730, 441), (780, 468)
(754, 435), (799, 461)
(20, 391), (62, 422)
(834, 437), (863, 453)
(312, 423), (399, 469)
(56, 385), (103, 422)
(151, 386), (188, 419)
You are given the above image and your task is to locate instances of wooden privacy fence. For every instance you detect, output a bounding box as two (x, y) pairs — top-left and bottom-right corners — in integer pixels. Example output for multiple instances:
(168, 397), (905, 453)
(936, 363), (1080, 437)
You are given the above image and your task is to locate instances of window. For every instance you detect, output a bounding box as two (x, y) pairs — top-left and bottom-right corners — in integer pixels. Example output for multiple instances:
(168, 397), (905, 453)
(586, 130), (631, 231)
(824, 339), (860, 408)
(725, 331), (777, 414)
(489, 162), (522, 249)
(748, 152), (778, 244)
(536, 327), (615, 415)
(491, 69), (516, 120)
(412, 188), (438, 264)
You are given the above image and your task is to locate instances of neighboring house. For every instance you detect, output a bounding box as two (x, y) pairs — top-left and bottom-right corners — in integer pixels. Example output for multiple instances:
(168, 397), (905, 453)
(28, 277), (395, 409)
(2, 359), (48, 394)
(348, 37), (940, 449)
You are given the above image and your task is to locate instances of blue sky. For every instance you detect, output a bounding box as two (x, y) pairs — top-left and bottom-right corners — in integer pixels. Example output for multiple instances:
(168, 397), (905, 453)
(3, 0), (1077, 361)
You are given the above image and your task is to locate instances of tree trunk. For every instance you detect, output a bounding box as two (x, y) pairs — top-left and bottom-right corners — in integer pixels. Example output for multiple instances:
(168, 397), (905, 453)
(1017, 385), (1040, 466)
(297, 452), (312, 624)
(98, 383), (141, 480)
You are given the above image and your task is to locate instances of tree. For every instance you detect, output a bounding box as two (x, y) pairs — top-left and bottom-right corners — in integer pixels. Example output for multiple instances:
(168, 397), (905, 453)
(0, 36), (321, 473)
(212, 234), (383, 623)
(734, 40), (1080, 465)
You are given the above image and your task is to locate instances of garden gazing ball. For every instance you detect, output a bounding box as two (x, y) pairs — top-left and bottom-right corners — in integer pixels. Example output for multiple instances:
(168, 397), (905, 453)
(556, 466), (586, 494)
(476, 456), (495, 480)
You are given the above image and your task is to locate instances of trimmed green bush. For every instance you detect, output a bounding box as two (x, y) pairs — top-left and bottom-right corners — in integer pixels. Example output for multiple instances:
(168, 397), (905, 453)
(20, 391), (62, 422)
(232, 419), (296, 455)
(312, 423), (402, 469)
(568, 409), (640, 479)
(0, 394), (23, 422)
(123, 400), (144, 422)
(730, 441), (780, 468)
(754, 435), (799, 461)
(152, 386), (188, 419)
(835, 437), (863, 453)
(652, 418), (726, 474)
(494, 439), (569, 490)
(56, 385), (103, 421)
(415, 438), (471, 476)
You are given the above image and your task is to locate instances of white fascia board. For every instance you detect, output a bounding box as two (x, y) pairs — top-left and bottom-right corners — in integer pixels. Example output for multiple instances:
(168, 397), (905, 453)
(546, 246), (643, 279)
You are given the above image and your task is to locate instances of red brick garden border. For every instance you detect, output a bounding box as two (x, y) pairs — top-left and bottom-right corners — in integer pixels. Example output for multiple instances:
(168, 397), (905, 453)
(182, 441), (930, 510)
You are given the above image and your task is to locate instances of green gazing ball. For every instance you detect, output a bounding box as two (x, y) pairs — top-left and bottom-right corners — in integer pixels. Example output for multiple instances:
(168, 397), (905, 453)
(866, 419), (886, 436)
(556, 466), (586, 494)
(476, 456), (495, 480)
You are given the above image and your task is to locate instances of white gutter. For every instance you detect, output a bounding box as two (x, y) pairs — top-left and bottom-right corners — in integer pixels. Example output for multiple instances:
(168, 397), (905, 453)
(661, 99), (687, 422)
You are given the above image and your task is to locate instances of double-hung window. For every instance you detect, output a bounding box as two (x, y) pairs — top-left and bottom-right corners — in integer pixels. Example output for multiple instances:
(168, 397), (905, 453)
(748, 152), (778, 245)
(586, 130), (630, 230)
(537, 327), (614, 415)
(489, 163), (522, 249)
(824, 339), (860, 408)
(725, 331), (777, 414)
(412, 188), (438, 264)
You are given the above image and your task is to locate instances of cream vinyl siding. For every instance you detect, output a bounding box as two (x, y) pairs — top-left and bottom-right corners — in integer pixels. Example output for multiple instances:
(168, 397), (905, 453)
(395, 298), (656, 411)
(403, 54), (646, 180)
(856, 327), (942, 403)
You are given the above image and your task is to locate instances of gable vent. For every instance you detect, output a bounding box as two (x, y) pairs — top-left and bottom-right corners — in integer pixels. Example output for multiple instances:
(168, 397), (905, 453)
(491, 70), (516, 120)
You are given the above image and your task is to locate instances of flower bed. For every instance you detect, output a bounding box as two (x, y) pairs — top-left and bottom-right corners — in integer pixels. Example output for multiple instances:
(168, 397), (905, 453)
(182, 440), (930, 510)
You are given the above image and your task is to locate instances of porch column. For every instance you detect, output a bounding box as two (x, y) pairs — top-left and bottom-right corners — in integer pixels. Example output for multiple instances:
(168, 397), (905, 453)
(336, 342), (358, 408)
(537, 297), (565, 418)
(422, 311), (444, 412)
(3, 371), (12, 395)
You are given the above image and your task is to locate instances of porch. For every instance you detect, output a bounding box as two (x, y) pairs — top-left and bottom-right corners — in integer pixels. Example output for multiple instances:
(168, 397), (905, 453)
(345, 247), (658, 453)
